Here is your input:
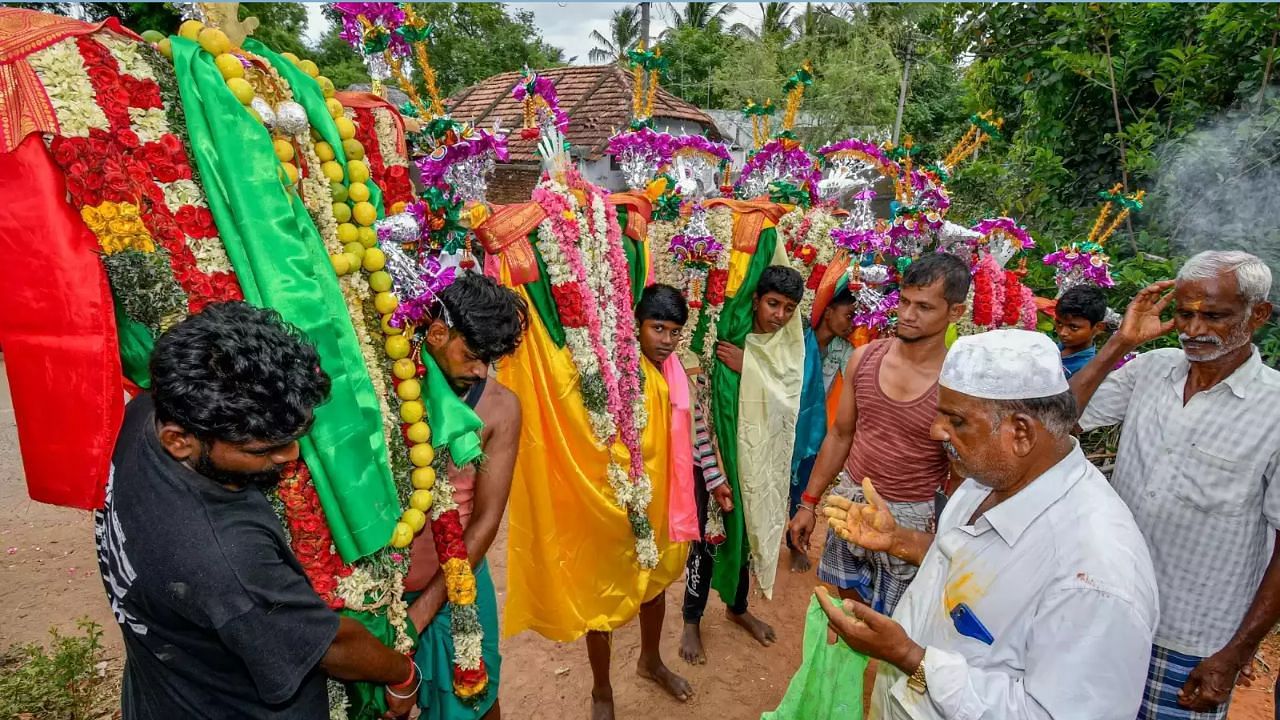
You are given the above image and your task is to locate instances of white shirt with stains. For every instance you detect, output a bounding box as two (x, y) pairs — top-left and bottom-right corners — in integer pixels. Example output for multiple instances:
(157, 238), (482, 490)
(871, 443), (1159, 720)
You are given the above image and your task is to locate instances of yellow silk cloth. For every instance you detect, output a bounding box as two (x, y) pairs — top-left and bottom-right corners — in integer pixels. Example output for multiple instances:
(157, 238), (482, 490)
(498, 278), (688, 642)
(736, 241), (804, 600)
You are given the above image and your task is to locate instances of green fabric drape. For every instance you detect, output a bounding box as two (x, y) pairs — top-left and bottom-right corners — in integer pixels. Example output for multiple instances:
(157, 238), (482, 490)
(761, 596), (868, 720)
(170, 37), (396, 561)
(616, 206), (647, 306)
(710, 226), (778, 603)
(338, 608), (420, 719)
(249, 39), (386, 217)
(420, 348), (483, 465)
(113, 304), (153, 388)
(520, 231), (566, 347)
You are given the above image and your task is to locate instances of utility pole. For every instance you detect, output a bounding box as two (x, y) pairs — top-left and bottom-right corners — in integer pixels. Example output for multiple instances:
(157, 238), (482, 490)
(892, 38), (913, 144)
(640, 1), (651, 49)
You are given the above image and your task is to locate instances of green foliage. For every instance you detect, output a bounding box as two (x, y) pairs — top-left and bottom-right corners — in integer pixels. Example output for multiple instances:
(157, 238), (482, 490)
(0, 620), (110, 719)
(240, 3), (308, 59)
(313, 3), (562, 96)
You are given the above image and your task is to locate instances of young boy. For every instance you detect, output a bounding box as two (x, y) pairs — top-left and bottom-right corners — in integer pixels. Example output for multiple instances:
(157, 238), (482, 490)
(1055, 284), (1109, 378)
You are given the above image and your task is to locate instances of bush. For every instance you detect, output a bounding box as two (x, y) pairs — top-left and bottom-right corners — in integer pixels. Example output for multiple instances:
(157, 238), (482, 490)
(0, 620), (110, 719)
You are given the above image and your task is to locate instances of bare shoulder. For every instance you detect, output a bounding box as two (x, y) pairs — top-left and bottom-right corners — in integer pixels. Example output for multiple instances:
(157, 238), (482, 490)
(479, 380), (522, 430)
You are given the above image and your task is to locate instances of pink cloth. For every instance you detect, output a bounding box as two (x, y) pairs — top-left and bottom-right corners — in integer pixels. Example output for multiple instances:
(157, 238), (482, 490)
(663, 355), (699, 542)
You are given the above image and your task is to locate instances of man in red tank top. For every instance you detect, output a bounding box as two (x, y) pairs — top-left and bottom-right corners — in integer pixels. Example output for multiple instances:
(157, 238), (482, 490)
(788, 253), (970, 615)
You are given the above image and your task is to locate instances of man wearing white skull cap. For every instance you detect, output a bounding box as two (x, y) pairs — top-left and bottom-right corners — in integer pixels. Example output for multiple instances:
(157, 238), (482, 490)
(817, 328), (1159, 720)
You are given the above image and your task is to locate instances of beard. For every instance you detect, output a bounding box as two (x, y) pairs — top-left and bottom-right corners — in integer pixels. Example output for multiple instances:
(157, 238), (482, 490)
(1180, 324), (1252, 362)
(194, 447), (284, 490)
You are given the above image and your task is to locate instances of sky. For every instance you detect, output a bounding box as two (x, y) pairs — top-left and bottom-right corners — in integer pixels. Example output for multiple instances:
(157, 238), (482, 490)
(303, 2), (766, 65)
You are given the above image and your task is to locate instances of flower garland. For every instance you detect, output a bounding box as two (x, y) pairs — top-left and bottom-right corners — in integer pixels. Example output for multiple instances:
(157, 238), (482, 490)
(779, 206), (840, 322)
(1001, 267), (1024, 328)
(32, 33), (242, 327)
(971, 253), (1006, 329)
(278, 462), (352, 608)
(351, 105), (413, 213)
(531, 172), (656, 568)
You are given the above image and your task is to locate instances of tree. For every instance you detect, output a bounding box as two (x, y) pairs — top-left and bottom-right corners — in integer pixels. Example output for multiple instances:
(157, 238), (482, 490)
(313, 3), (563, 97)
(662, 2), (732, 33)
(589, 5), (641, 64)
(730, 2), (792, 43)
(238, 2), (308, 59)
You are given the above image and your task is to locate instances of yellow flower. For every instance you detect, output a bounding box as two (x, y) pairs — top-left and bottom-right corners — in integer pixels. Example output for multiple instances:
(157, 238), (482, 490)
(80, 206), (105, 232)
(98, 202), (119, 221)
(116, 202), (141, 222)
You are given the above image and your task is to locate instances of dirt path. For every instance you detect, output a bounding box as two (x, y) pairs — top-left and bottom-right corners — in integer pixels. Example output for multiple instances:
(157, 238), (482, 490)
(1, 359), (1275, 719)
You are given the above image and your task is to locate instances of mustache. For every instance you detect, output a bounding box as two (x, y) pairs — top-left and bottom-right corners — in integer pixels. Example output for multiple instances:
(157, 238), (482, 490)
(942, 439), (960, 460)
(1179, 333), (1221, 346)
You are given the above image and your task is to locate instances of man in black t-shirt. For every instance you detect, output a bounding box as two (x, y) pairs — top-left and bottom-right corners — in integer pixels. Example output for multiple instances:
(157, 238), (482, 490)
(96, 303), (418, 719)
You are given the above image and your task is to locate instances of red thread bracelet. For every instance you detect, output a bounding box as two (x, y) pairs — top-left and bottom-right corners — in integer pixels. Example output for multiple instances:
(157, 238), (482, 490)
(389, 655), (416, 689)
(801, 492), (821, 506)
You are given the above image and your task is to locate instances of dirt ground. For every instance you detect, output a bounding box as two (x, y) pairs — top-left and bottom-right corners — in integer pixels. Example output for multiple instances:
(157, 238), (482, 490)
(1, 359), (1276, 719)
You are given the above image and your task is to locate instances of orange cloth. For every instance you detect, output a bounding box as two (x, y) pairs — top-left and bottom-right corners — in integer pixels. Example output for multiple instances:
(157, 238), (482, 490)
(335, 90), (409, 159)
(474, 201), (547, 286)
(704, 198), (788, 253)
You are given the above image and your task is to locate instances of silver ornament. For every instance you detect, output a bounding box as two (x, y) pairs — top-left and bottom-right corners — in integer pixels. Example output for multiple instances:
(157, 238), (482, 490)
(364, 54), (391, 82)
(375, 212), (422, 248)
(442, 154), (495, 205)
(250, 97), (276, 129)
(860, 264), (890, 286)
(273, 101), (309, 136)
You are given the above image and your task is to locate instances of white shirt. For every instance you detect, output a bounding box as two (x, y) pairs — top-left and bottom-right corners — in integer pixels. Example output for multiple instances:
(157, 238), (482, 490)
(871, 444), (1159, 720)
(1080, 346), (1280, 656)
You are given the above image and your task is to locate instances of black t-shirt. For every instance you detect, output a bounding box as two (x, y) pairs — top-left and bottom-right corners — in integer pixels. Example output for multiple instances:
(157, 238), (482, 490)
(95, 394), (339, 719)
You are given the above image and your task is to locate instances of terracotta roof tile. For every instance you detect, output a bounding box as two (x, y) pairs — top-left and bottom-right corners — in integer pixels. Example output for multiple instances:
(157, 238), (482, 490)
(447, 65), (721, 162)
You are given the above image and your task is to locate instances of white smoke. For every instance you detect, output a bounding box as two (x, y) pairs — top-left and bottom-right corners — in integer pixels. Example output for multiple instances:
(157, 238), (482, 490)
(1148, 101), (1280, 303)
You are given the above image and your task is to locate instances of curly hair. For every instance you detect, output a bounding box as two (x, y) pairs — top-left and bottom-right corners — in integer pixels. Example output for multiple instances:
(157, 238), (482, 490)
(756, 265), (805, 303)
(149, 302), (331, 444)
(438, 272), (530, 364)
(636, 284), (689, 326)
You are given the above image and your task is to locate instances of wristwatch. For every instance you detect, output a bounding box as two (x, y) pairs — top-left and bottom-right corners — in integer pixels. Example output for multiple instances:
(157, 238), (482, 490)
(907, 650), (928, 694)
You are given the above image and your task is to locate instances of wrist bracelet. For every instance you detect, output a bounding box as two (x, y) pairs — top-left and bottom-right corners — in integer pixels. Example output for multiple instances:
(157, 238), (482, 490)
(387, 660), (421, 699)
(389, 656), (416, 690)
(797, 503), (816, 514)
(801, 491), (821, 506)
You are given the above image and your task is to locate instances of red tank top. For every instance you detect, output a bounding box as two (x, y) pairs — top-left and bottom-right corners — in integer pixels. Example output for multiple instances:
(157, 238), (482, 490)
(844, 339), (949, 503)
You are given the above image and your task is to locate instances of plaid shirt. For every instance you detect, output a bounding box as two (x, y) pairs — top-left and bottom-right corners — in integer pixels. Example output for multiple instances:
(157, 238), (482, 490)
(1081, 346), (1280, 657)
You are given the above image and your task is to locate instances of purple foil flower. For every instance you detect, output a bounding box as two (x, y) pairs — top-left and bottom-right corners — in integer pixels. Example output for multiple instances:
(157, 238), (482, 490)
(512, 71), (569, 132)
(817, 138), (897, 174)
(415, 128), (509, 197)
(390, 255), (457, 329)
(334, 3), (407, 55)
(671, 134), (732, 165)
(971, 217), (1032, 251)
(736, 139), (819, 203)
(669, 232), (724, 269)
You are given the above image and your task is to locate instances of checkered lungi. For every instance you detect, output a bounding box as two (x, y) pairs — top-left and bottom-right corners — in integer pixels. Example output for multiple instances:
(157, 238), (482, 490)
(816, 472), (935, 616)
(1137, 645), (1230, 720)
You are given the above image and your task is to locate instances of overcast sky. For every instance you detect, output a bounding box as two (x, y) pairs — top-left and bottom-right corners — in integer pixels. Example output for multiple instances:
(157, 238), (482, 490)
(303, 2), (765, 66)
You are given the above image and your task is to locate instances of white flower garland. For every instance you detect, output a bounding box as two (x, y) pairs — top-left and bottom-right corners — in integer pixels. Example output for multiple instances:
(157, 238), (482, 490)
(27, 38), (109, 137)
(127, 107), (170, 143)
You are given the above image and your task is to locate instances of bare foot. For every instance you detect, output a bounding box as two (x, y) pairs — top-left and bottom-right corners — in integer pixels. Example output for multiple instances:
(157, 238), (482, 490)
(789, 547), (812, 573)
(637, 657), (693, 702)
(591, 691), (615, 720)
(679, 622), (707, 665)
(727, 609), (776, 647)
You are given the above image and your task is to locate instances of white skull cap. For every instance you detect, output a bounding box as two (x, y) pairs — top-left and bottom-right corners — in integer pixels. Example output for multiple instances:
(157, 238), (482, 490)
(940, 329), (1070, 400)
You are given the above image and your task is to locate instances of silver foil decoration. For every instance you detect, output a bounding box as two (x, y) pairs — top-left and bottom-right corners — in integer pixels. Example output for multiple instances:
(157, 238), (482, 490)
(177, 2), (206, 21)
(364, 53), (392, 83)
(856, 286), (884, 311)
(377, 217), (426, 298)
(442, 154), (495, 205)
(937, 221), (980, 260)
(860, 264), (890, 286)
(273, 101), (309, 136)
(250, 97), (276, 129)
(375, 212), (422, 248)
(619, 149), (658, 191)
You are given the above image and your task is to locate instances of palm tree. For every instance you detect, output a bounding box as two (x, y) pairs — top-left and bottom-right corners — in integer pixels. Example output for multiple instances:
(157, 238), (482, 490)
(730, 2), (793, 42)
(663, 2), (733, 32)
(589, 5), (642, 64)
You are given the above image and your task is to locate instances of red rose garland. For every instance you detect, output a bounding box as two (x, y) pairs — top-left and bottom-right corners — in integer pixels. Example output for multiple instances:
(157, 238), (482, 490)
(278, 462), (351, 608)
(58, 36), (241, 313)
(351, 106), (413, 211)
(1001, 269), (1023, 327)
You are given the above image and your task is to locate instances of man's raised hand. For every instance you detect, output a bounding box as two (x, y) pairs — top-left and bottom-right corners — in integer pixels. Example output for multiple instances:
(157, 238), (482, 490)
(823, 477), (897, 553)
(1116, 279), (1176, 348)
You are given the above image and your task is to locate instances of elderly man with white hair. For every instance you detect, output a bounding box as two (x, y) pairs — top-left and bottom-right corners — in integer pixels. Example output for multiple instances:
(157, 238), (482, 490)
(817, 328), (1159, 719)
(1069, 249), (1279, 720)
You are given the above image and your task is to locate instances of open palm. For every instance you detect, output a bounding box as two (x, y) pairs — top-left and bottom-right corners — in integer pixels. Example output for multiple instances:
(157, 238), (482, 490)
(823, 478), (897, 553)
(1117, 279), (1176, 346)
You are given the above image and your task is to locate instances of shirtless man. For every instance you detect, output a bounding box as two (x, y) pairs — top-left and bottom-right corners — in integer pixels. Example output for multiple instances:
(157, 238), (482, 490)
(789, 253), (969, 615)
(403, 273), (528, 720)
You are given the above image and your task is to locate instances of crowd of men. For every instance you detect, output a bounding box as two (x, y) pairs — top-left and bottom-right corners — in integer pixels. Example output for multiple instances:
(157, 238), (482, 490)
(94, 248), (1278, 720)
